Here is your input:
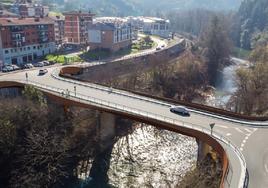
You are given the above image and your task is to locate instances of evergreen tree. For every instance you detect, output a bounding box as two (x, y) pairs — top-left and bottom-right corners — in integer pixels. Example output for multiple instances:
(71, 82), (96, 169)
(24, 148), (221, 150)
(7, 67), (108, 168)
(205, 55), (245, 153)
(202, 16), (231, 86)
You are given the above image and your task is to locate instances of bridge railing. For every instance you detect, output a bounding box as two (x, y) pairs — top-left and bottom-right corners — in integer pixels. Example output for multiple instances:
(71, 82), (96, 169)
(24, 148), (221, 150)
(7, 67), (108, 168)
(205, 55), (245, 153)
(54, 69), (268, 126)
(7, 78), (247, 188)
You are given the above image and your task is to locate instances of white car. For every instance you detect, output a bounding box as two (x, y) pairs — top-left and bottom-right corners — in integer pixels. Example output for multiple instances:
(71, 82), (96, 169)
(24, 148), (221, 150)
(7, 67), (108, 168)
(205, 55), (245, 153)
(39, 69), (48, 75)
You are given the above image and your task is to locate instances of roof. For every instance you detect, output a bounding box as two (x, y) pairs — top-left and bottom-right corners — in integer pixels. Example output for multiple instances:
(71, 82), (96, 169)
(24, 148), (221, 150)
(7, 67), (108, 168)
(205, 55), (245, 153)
(0, 17), (54, 26)
(0, 10), (19, 17)
(89, 22), (115, 31)
(63, 11), (95, 16)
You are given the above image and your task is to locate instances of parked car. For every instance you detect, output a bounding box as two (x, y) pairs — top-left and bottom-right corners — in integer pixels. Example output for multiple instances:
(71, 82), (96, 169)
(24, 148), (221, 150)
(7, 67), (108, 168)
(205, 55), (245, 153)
(39, 69), (48, 75)
(11, 64), (20, 70)
(48, 60), (56, 65)
(43, 61), (50, 66)
(156, 47), (161, 51)
(170, 106), (190, 117)
(24, 63), (34, 69)
(161, 44), (165, 48)
(2, 65), (14, 72)
(34, 62), (44, 67)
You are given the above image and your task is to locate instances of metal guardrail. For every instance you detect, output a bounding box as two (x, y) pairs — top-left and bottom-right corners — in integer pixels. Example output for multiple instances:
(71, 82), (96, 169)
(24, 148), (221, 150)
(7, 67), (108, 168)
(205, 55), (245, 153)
(6, 78), (247, 188)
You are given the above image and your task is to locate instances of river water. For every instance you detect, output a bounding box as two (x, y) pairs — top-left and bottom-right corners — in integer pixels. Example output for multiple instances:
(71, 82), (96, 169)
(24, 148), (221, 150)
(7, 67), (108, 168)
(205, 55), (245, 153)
(108, 125), (197, 188)
(207, 58), (249, 107)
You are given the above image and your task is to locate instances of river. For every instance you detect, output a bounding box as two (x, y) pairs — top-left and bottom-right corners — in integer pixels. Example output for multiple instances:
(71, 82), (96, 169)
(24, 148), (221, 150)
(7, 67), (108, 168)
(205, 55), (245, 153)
(108, 125), (197, 188)
(207, 57), (249, 107)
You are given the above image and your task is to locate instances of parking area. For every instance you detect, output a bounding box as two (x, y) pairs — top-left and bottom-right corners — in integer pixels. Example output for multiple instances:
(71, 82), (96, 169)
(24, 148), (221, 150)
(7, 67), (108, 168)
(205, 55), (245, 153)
(0, 60), (57, 73)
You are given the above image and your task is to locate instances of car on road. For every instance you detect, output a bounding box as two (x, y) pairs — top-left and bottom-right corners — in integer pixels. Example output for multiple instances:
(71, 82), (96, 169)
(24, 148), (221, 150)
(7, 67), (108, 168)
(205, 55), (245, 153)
(156, 47), (161, 51)
(39, 69), (48, 75)
(170, 106), (190, 117)
(34, 62), (44, 67)
(161, 44), (165, 48)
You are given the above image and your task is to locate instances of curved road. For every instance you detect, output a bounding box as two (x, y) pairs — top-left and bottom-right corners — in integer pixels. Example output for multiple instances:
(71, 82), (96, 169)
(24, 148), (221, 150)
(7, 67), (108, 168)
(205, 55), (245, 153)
(0, 66), (267, 188)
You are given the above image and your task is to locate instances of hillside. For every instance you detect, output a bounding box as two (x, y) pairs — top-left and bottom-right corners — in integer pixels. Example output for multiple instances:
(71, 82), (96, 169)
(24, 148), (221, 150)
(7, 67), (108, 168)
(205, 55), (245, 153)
(43, 0), (242, 16)
(132, 0), (242, 12)
(235, 0), (268, 49)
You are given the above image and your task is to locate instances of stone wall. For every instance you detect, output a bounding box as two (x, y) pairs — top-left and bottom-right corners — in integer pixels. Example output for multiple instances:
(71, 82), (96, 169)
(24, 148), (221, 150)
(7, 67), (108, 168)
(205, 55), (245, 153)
(79, 42), (185, 82)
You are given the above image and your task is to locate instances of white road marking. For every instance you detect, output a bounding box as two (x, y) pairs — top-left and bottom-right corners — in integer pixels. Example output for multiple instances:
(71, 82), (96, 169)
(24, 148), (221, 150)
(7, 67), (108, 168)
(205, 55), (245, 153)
(235, 128), (244, 134)
(245, 128), (252, 133)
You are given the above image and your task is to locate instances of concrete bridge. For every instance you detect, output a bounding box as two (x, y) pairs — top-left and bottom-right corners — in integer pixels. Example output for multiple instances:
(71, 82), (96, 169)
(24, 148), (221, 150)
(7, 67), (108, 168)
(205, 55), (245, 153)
(0, 64), (268, 188)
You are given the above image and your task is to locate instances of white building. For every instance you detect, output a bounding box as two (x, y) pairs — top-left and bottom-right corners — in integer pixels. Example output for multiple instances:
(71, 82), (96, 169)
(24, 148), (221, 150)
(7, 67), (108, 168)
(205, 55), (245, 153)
(127, 16), (170, 38)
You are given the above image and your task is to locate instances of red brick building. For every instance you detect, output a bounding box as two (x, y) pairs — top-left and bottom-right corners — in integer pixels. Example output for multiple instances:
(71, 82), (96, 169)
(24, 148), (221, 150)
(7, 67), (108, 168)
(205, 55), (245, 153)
(64, 11), (94, 44)
(0, 17), (55, 65)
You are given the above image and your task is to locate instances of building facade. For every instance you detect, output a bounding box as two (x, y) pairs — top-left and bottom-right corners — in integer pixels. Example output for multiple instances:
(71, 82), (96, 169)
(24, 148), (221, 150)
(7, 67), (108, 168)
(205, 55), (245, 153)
(127, 17), (170, 38)
(49, 15), (65, 45)
(88, 17), (132, 52)
(11, 3), (49, 18)
(64, 11), (94, 45)
(0, 17), (55, 65)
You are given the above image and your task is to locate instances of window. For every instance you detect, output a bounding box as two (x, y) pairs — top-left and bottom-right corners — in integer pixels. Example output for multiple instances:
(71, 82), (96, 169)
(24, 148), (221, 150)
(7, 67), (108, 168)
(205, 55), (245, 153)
(5, 50), (9, 54)
(28, 47), (31, 50)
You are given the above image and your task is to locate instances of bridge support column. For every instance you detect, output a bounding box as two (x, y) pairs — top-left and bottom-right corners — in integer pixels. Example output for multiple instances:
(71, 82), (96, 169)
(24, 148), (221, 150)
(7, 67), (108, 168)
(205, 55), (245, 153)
(196, 139), (212, 162)
(95, 111), (116, 151)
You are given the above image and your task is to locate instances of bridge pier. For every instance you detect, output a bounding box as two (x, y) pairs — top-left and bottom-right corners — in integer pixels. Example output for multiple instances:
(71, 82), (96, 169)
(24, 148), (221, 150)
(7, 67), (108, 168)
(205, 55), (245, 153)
(196, 139), (216, 162)
(95, 111), (116, 151)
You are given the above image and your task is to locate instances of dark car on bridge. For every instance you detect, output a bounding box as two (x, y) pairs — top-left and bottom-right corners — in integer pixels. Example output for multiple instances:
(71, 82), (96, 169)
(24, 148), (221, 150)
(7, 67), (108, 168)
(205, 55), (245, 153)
(170, 106), (190, 117)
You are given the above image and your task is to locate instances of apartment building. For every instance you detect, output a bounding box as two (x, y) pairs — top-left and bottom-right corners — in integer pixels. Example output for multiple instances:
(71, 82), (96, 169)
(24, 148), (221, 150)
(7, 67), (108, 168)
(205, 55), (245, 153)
(49, 15), (65, 45)
(64, 11), (94, 44)
(11, 3), (49, 18)
(0, 17), (55, 65)
(88, 17), (132, 52)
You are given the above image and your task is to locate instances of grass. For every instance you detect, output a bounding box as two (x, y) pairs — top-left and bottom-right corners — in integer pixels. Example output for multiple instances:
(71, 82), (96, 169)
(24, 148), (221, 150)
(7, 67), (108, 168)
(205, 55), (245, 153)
(45, 54), (81, 64)
(81, 50), (111, 60)
(232, 47), (251, 60)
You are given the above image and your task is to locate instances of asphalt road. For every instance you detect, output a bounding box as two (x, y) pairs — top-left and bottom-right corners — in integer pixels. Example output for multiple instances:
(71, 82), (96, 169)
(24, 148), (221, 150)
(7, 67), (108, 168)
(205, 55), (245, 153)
(0, 66), (267, 188)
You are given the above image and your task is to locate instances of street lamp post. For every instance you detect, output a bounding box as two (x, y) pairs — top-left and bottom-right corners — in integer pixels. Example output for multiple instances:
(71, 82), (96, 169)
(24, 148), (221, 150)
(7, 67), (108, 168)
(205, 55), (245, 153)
(210, 123), (215, 136)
